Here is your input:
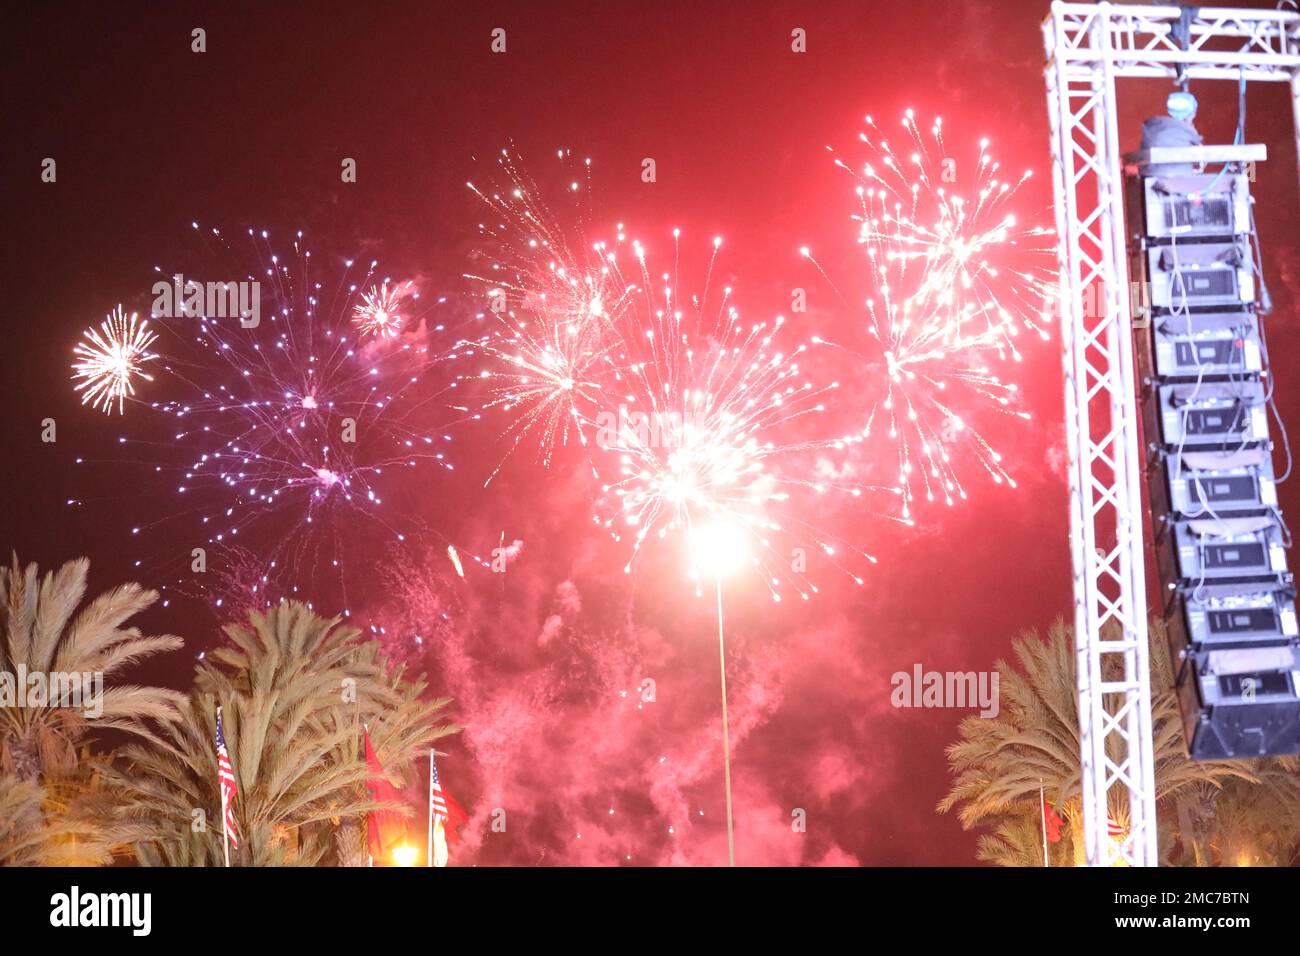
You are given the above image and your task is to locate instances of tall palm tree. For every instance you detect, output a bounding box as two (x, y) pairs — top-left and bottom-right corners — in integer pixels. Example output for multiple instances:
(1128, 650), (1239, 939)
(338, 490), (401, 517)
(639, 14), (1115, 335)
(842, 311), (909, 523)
(938, 617), (1258, 864)
(0, 555), (185, 784)
(107, 601), (459, 866)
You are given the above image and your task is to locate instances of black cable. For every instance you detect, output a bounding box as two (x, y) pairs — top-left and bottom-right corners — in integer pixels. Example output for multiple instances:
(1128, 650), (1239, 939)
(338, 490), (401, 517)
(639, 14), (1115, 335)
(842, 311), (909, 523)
(1173, 6), (1198, 93)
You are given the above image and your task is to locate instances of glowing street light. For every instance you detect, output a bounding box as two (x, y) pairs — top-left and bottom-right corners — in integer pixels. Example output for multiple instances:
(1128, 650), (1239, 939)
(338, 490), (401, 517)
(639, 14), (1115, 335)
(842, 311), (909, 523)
(688, 519), (748, 867)
(392, 844), (419, 867)
(688, 520), (748, 580)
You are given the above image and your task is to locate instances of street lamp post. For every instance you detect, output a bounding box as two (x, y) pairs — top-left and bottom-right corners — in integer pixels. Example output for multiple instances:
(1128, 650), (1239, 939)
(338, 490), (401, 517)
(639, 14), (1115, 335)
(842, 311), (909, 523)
(716, 573), (735, 867)
(690, 520), (744, 867)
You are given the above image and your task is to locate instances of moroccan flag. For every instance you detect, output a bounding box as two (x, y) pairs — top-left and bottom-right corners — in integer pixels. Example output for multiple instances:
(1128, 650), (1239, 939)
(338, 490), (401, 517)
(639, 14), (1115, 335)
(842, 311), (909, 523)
(442, 789), (470, 848)
(1044, 806), (1065, 843)
(364, 729), (409, 863)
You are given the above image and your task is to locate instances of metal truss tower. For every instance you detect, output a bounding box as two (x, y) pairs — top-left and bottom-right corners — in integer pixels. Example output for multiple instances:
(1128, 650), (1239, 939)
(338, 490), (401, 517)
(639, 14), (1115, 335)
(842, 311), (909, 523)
(1042, 2), (1300, 866)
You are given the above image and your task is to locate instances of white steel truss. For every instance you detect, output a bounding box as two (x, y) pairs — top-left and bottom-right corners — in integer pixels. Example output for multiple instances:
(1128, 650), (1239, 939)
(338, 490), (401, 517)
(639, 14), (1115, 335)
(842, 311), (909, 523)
(1042, 2), (1300, 867)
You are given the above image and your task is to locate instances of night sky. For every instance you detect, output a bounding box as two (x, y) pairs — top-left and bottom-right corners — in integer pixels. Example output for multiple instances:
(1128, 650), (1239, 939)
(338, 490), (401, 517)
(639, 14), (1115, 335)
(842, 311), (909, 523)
(4, 0), (1298, 865)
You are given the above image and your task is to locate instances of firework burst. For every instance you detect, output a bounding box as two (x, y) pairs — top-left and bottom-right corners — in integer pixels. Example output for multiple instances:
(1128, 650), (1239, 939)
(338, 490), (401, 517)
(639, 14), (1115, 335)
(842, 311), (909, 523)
(71, 306), (159, 414)
(594, 231), (893, 602)
(73, 225), (460, 616)
(842, 110), (1055, 351)
(352, 280), (415, 339)
(803, 111), (1053, 516)
(458, 150), (893, 598)
(457, 149), (638, 482)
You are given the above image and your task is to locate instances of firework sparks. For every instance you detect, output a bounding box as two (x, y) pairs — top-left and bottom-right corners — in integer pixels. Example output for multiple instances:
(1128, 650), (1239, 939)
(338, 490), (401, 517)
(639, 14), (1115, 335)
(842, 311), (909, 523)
(457, 149), (636, 482)
(353, 280), (414, 339)
(457, 151), (893, 598)
(842, 110), (1056, 351)
(594, 231), (891, 602)
(461, 280), (616, 482)
(71, 306), (159, 414)
(75, 225), (459, 615)
(803, 111), (1051, 516)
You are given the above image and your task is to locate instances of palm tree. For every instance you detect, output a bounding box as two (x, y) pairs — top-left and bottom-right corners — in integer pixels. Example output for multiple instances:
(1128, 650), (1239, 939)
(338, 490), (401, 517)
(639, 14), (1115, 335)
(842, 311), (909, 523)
(0, 757), (156, 866)
(334, 817), (368, 868)
(938, 617), (1258, 864)
(0, 555), (185, 784)
(1190, 758), (1300, 866)
(974, 810), (1060, 867)
(0, 774), (51, 865)
(107, 601), (459, 866)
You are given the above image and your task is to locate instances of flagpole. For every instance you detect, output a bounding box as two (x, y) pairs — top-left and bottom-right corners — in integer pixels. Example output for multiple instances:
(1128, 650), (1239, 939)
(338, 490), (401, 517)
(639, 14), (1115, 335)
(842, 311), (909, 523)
(1039, 783), (1049, 868)
(716, 574), (735, 867)
(218, 706), (230, 868)
(427, 747), (434, 868)
(222, 793), (231, 868)
(363, 721), (372, 868)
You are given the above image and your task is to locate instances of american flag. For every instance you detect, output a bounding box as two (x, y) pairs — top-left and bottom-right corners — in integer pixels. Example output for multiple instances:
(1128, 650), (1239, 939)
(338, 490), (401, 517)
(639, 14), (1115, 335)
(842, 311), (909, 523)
(429, 751), (448, 820)
(215, 707), (240, 849)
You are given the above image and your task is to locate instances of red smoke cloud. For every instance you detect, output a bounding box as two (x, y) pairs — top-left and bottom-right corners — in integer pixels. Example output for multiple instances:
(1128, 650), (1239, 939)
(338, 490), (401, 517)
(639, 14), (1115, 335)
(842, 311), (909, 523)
(367, 429), (1046, 866)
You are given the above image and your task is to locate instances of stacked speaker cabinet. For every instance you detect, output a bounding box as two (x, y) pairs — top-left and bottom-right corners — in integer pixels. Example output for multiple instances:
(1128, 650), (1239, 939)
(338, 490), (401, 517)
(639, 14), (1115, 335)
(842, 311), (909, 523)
(1127, 149), (1300, 759)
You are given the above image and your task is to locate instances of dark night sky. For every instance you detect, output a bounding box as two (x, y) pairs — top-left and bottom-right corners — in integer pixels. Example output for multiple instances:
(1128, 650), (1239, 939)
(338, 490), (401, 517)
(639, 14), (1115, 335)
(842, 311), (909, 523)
(3, 1), (1298, 864)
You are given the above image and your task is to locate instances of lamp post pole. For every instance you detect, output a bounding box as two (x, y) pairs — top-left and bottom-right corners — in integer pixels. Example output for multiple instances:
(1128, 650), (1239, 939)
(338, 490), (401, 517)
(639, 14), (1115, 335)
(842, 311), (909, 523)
(716, 573), (735, 867)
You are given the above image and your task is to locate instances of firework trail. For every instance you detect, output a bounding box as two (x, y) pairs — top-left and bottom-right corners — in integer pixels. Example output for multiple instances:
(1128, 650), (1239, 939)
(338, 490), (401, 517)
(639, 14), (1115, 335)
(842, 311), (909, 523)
(71, 224), (461, 616)
(71, 305), (159, 414)
(803, 111), (1054, 516)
